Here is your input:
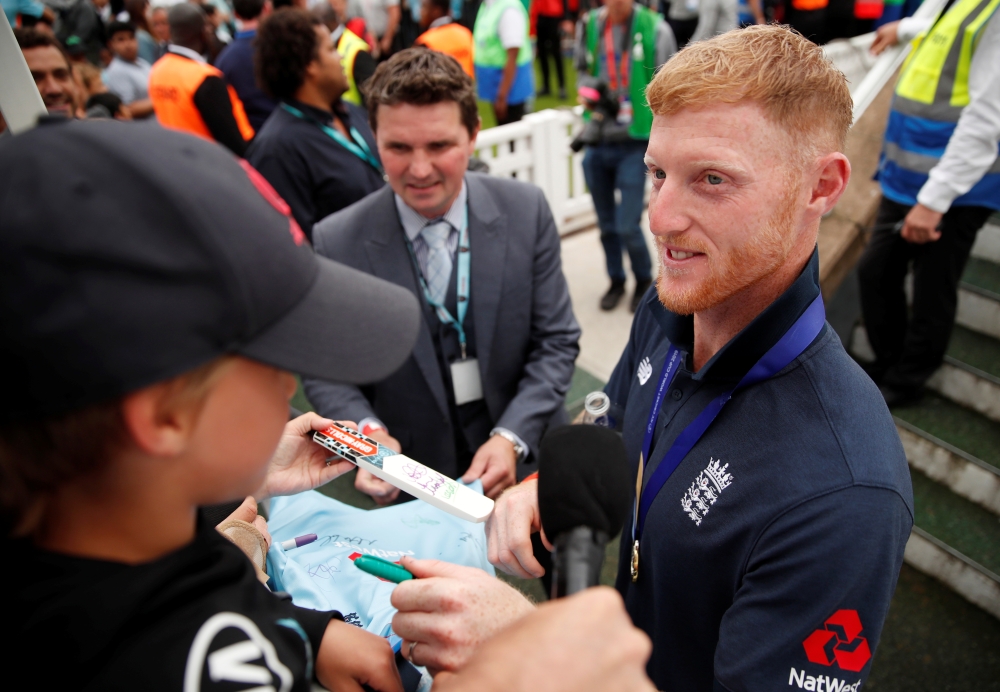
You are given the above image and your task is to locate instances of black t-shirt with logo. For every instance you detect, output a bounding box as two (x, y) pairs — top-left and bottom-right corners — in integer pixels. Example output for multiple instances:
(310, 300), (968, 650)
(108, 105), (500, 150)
(605, 251), (914, 692)
(3, 510), (338, 690)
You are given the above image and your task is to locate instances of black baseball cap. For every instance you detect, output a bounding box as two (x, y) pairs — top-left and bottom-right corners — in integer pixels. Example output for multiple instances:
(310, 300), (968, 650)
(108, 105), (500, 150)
(0, 119), (421, 424)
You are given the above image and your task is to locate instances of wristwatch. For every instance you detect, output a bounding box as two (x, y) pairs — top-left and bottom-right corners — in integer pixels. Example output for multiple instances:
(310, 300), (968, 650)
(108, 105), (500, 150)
(490, 428), (527, 462)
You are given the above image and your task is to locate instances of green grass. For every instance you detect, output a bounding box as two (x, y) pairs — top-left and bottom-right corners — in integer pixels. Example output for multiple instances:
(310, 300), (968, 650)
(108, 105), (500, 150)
(947, 324), (1000, 380)
(477, 56), (579, 130)
(911, 467), (1000, 574)
(892, 392), (1000, 470)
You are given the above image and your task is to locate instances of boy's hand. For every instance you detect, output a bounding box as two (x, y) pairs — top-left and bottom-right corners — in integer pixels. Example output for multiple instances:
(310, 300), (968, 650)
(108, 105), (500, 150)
(220, 496), (272, 549)
(316, 619), (403, 692)
(256, 414), (357, 499)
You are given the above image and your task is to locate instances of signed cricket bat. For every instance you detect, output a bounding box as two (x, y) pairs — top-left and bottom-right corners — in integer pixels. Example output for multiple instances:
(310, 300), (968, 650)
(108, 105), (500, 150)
(313, 423), (495, 523)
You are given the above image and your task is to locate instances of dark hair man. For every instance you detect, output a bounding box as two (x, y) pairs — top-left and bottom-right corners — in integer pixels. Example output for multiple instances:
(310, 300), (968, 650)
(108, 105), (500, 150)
(311, 0), (376, 107)
(393, 27), (913, 692)
(858, 7), (1000, 406)
(574, 0), (676, 312)
(246, 8), (384, 239)
(414, 0), (474, 77)
(148, 3), (255, 156)
(304, 49), (580, 505)
(14, 27), (76, 118)
(214, 0), (276, 132)
(102, 21), (154, 119)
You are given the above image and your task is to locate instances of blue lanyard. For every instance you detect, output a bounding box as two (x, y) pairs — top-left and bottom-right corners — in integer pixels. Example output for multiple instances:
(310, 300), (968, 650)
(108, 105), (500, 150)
(280, 103), (384, 175)
(629, 294), (826, 581)
(404, 208), (472, 357)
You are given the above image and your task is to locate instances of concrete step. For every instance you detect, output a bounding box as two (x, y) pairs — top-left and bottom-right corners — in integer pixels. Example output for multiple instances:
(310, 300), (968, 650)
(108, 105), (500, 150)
(971, 221), (1000, 264)
(959, 256), (1000, 341)
(851, 324), (1000, 421)
(905, 467), (1000, 620)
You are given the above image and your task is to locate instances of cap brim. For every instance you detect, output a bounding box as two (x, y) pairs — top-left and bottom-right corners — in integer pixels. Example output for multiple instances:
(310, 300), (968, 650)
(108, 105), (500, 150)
(240, 255), (421, 385)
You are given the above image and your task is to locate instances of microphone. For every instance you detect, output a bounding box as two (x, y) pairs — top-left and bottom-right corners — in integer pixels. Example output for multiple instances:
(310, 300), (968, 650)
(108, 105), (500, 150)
(538, 425), (631, 598)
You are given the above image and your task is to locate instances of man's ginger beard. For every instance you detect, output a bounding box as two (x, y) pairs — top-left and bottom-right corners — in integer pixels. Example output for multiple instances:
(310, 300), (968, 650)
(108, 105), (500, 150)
(655, 190), (799, 315)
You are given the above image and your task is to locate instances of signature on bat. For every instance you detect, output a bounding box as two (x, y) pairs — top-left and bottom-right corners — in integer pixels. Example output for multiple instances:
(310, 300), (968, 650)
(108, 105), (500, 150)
(400, 461), (457, 500)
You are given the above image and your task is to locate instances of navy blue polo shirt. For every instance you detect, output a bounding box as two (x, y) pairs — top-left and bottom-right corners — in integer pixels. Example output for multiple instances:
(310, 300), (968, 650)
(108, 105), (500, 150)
(606, 251), (913, 692)
(245, 99), (385, 240)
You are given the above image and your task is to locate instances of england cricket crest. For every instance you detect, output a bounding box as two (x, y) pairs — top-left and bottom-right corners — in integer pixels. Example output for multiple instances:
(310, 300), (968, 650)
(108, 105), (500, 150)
(680, 458), (733, 526)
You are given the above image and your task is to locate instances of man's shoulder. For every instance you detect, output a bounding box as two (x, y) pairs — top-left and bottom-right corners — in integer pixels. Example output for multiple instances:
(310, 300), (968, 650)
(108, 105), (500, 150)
(467, 171), (545, 208)
(312, 186), (395, 255)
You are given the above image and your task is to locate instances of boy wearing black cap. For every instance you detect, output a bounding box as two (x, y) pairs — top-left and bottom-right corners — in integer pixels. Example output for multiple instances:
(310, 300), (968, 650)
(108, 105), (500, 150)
(0, 119), (422, 691)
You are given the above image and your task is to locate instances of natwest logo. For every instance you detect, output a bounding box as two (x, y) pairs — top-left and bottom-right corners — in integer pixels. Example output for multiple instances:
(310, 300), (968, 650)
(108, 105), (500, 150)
(802, 609), (871, 673)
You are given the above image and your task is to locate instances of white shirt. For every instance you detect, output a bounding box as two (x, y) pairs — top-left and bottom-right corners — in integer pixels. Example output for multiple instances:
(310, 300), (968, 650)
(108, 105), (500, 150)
(482, 0), (526, 49)
(898, 12), (1000, 212)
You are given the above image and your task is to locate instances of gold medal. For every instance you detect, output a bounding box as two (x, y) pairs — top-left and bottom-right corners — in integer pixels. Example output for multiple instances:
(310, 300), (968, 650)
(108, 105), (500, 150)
(631, 540), (640, 582)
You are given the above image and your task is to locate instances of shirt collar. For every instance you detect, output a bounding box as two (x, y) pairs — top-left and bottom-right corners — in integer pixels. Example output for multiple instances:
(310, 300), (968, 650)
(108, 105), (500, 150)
(283, 98), (338, 125)
(395, 181), (468, 242)
(235, 28), (257, 39)
(645, 248), (823, 382)
(429, 16), (453, 28)
(167, 44), (206, 63)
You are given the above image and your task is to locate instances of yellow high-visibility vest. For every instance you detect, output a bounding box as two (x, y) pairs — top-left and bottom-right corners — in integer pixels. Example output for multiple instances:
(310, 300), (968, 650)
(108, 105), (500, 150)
(337, 27), (371, 106)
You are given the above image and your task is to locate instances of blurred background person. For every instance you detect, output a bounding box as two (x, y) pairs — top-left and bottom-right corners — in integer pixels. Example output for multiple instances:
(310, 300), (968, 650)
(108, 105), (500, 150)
(247, 8), (384, 236)
(359, 0), (400, 57)
(102, 20), (154, 118)
(123, 0), (162, 61)
(15, 27), (78, 118)
(414, 0), (474, 77)
(150, 4), (171, 49)
(312, 0), (377, 106)
(689, 0), (736, 42)
(3, 0), (54, 28)
(473, 0), (533, 124)
(533, 0), (568, 98)
(215, 0), (277, 131)
(148, 3), (255, 155)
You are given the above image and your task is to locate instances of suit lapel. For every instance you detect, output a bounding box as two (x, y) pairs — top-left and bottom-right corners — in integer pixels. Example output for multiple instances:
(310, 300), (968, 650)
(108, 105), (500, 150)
(467, 175), (506, 382)
(363, 188), (449, 417)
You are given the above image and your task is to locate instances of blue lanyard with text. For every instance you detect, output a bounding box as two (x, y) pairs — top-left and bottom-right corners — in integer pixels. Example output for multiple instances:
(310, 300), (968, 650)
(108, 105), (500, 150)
(629, 293), (826, 581)
(280, 103), (384, 175)
(405, 208), (472, 358)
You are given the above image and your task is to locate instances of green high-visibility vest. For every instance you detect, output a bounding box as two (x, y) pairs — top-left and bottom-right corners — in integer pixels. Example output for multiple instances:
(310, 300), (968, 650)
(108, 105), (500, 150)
(894, 0), (1000, 120)
(473, 0), (532, 69)
(585, 6), (661, 139)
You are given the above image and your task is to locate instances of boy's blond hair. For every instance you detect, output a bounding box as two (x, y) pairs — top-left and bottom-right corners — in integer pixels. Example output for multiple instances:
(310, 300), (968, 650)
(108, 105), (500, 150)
(646, 25), (853, 161)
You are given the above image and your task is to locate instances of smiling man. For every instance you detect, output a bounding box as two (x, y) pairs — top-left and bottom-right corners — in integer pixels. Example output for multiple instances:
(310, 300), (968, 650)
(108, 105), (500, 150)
(389, 26), (914, 692)
(304, 48), (580, 505)
(15, 28), (77, 118)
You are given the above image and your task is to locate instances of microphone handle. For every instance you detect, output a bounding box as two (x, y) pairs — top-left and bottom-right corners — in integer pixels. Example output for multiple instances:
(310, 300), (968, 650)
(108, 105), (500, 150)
(551, 526), (609, 598)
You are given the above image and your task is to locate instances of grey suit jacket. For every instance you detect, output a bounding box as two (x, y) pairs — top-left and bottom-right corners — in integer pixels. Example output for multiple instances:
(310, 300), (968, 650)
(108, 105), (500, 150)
(303, 173), (580, 469)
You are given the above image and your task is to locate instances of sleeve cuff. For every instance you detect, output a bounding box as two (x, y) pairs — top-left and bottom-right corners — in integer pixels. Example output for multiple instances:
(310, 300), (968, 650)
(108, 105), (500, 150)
(491, 427), (529, 462)
(916, 178), (958, 213)
(287, 604), (343, 659)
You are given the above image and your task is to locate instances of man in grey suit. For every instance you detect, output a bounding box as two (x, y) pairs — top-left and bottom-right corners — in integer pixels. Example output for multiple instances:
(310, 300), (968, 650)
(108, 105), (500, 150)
(304, 48), (580, 504)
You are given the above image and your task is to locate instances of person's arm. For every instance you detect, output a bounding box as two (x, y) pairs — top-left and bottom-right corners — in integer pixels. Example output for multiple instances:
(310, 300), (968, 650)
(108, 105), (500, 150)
(574, 15), (589, 72)
(494, 5), (526, 119)
(427, 588), (656, 692)
(908, 13), (1000, 238)
(380, 1), (401, 54)
(713, 486), (912, 691)
(245, 144), (316, 238)
(127, 98), (155, 118)
(192, 75), (249, 157)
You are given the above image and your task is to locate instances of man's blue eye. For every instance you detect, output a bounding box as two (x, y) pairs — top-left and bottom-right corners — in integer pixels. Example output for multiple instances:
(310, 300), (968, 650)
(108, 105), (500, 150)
(707, 174), (723, 185)
(654, 170), (666, 179)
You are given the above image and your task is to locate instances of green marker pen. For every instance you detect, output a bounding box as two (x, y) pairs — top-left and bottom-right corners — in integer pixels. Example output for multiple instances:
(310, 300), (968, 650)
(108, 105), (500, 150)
(354, 554), (415, 583)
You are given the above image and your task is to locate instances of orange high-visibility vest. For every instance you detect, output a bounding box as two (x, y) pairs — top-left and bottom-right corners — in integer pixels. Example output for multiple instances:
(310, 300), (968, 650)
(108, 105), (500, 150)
(791, 0), (828, 10)
(149, 53), (255, 143)
(416, 23), (475, 78)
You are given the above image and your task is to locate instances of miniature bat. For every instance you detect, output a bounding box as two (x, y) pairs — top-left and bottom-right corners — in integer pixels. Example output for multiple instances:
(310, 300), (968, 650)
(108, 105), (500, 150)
(313, 423), (495, 523)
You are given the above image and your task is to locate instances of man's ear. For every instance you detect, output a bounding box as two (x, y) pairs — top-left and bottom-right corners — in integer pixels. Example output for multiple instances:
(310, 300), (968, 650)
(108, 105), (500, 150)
(120, 380), (207, 458)
(808, 151), (851, 217)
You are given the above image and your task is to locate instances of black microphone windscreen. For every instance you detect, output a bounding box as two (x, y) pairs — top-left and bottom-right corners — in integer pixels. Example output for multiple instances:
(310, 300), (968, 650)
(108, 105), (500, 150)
(538, 425), (631, 539)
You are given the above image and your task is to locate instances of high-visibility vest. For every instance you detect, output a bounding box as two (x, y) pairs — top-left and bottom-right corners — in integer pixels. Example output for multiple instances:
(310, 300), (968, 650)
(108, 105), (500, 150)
(337, 28), (371, 106)
(473, 0), (532, 69)
(791, 0), (828, 11)
(584, 5), (660, 139)
(149, 53), (255, 143)
(416, 23), (475, 77)
(879, 0), (1000, 210)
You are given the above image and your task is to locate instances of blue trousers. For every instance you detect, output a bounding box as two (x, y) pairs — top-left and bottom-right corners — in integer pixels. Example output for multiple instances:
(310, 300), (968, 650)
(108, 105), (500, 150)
(583, 140), (653, 284)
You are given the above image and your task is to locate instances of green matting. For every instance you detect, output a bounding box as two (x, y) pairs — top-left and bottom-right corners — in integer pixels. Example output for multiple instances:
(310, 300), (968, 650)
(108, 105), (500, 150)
(962, 256), (1000, 297)
(947, 324), (1000, 380)
(892, 392), (1000, 471)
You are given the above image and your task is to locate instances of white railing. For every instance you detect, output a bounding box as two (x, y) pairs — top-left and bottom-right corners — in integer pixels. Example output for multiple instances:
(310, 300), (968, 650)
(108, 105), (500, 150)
(474, 107), (597, 235)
